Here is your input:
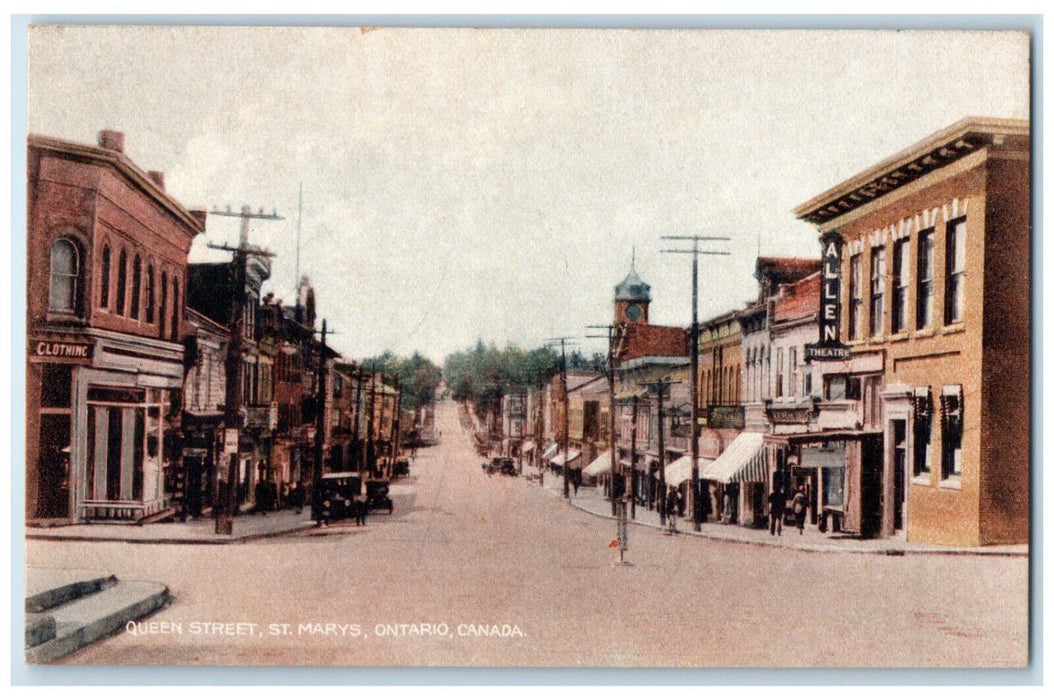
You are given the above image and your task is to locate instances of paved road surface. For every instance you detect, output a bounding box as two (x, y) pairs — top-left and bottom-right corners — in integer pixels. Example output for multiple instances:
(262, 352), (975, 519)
(26, 400), (1028, 667)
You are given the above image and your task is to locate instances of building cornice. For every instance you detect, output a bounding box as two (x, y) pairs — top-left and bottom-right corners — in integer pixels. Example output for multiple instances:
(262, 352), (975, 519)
(793, 117), (1029, 227)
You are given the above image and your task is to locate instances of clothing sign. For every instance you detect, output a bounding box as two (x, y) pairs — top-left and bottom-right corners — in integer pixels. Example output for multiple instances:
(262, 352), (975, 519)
(30, 339), (93, 361)
(806, 230), (851, 362)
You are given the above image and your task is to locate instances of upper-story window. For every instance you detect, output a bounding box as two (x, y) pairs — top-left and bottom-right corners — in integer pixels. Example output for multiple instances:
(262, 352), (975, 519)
(916, 228), (935, 330)
(940, 385), (963, 483)
(49, 237), (81, 314)
(145, 265), (155, 324)
(115, 248), (128, 316)
(159, 270), (168, 339)
(100, 244), (111, 310)
(788, 346), (797, 398)
(130, 255), (142, 319)
(891, 238), (909, 334)
(775, 347), (784, 398)
(848, 254), (863, 341)
(945, 218), (966, 325)
(170, 277), (180, 341)
(869, 246), (886, 338)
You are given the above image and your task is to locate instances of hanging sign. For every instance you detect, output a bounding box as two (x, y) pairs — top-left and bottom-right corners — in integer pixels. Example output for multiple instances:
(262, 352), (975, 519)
(806, 230), (852, 361)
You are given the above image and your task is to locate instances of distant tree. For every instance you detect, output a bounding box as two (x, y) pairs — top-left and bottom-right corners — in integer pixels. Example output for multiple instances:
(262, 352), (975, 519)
(362, 350), (442, 412)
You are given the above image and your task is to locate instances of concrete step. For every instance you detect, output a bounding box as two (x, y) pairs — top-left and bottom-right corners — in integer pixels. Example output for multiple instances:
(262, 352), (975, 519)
(25, 579), (169, 664)
(25, 568), (118, 613)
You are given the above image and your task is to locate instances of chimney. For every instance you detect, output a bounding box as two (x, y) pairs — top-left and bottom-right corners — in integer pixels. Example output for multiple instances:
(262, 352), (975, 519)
(148, 171), (165, 191)
(98, 130), (125, 153)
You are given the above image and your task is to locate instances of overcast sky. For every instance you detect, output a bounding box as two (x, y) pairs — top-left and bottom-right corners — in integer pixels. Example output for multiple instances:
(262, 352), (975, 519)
(26, 26), (1029, 364)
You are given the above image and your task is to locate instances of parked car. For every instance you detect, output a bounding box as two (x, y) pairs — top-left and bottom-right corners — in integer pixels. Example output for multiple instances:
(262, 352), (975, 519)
(313, 472), (363, 524)
(365, 479), (393, 513)
(482, 456), (516, 476)
(392, 458), (411, 478)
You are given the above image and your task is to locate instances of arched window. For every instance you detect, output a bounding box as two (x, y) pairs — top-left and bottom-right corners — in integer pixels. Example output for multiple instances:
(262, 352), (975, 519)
(115, 248), (128, 315)
(170, 277), (180, 341)
(100, 245), (111, 309)
(130, 254), (142, 319)
(159, 271), (168, 339)
(49, 238), (80, 313)
(145, 265), (155, 324)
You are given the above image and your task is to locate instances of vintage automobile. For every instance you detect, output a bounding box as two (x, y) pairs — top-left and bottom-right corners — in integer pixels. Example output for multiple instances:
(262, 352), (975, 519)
(482, 456), (516, 476)
(313, 472), (364, 524)
(365, 479), (394, 513)
(392, 458), (411, 478)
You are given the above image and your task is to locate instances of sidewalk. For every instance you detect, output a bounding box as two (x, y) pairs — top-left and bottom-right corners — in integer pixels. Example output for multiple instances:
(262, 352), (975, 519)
(536, 469), (1027, 557)
(24, 508), (317, 545)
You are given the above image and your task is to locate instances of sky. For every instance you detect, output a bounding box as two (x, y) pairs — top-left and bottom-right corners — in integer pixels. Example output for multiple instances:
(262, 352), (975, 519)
(25, 25), (1030, 364)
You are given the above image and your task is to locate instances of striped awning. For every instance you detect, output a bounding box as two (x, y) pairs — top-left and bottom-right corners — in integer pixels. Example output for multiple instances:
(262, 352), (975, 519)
(542, 443), (559, 460)
(522, 441), (536, 454)
(550, 450), (582, 467)
(700, 432), (768, 484)
(583, 451), (613, 477)
(661, 454), (712, 485)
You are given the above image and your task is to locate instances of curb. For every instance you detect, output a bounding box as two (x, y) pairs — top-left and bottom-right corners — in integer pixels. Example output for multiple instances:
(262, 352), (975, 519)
(556, 490), (1028, 558)
(24, 522), (318, 546)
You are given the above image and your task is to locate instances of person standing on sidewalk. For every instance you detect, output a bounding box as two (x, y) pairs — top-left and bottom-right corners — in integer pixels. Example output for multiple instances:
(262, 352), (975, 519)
(768, 486), (783, 536)
(792, 486), (808, 535)
(666, 487), (679, 535)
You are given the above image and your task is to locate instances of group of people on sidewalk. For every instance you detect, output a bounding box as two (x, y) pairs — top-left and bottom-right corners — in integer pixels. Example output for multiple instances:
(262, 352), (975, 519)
(768, 485), (808, 536)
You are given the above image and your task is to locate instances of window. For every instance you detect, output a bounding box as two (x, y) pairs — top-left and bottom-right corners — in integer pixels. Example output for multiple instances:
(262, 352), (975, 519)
(788, 347), (797, 398)
(100, 245), (111, 309)
(145, 265), (155, 324)
(945, 218), (966, 324)
(159, 271), (168, 339)
(891, 238), (909, 333)
(170, 277), (180, 341)
(115, 248), (128, 315)
(916, 228), (934, 330)
(940, 386), (963, 481)
(849, 254), (863, 340)
(130, 255), (142, 319)
(48, 238), (80, 313)
(775, 347), (784, 398)
(869, 246), (886, 337)
(913, 387), (932, 479)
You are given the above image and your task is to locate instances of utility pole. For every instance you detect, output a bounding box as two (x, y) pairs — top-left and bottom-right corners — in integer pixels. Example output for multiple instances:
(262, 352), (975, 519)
(587, 323), (618, 516)
(662, 235), (730, 532)
(366, 363), (377, 477)
(351, 363), (364, 471)
(311, 319), (332, 490)
(208, 205), (281, 536)
(630, 393), (638, 519)
(547, 337), (576, 499)
(645, 377), (680, 526)
(389, 376), (401, 475)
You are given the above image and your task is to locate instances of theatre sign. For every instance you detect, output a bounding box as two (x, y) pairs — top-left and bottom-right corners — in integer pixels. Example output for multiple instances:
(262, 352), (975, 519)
(805, 231), (851, 362)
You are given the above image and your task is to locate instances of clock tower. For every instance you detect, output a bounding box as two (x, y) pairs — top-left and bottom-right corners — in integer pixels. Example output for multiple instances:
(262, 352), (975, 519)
(614, 253), (651, 324)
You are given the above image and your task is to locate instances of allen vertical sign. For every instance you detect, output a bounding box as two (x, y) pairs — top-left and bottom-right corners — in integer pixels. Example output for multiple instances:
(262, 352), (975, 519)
(806, 230), (851, 361)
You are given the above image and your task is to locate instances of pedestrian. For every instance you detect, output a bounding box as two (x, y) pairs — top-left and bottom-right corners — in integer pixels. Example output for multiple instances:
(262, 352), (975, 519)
(768, 486), (783, 536)
(792, 486), (808, 535)
(666, 488), (679, 535)
(290, 480), (305, 514)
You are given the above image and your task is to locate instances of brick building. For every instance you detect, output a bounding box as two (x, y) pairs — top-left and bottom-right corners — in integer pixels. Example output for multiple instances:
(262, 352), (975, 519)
(793, 117), (1030, 545)
(26, 130), (205, 521)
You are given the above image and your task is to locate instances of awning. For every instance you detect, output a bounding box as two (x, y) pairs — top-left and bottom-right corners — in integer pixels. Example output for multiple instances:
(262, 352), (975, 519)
(522, 441), (536, 454)
(583, 451), (613, 477)
(542, 443), (559, 460)
(701, 432), (768, 484)
(661, 454), (713, 485)
(550, 450), (582, 467)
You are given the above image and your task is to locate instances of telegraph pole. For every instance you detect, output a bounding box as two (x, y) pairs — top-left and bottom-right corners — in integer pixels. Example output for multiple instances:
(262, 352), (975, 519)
(662, 235), (730, 532)
(546, 337), (576, 499)
(645, 377), (680, 526)
(311, 320), (333, 489)
(208, 205), (281, 536)
(351, 363), (364, 471)
(587, 323), (618, 515)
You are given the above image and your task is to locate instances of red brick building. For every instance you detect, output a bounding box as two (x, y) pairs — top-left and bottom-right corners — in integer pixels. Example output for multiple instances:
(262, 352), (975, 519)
(26, 130), (205, 521)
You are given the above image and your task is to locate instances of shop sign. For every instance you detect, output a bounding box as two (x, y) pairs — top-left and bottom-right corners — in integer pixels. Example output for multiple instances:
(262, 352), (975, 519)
(223, 429), (240, 455)
(30, 339), (93, 361)
(707, 405), (745, 429)
(806, 231), (851, 362)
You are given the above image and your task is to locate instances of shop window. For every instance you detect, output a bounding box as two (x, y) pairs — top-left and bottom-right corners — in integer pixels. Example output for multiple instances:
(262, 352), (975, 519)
(115, 248), (128, 316)
(913, 387), (932, 479)
(916, 228), (934, 330)
(848, 254), (863, 340)
(40, 364), (73, 408)
(870, 246), (886, 338)
(892, 238), (909, 333)
(49, 238), (81, 314)
(940, 385), (963, 483)
(945, 218), (966, 325)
